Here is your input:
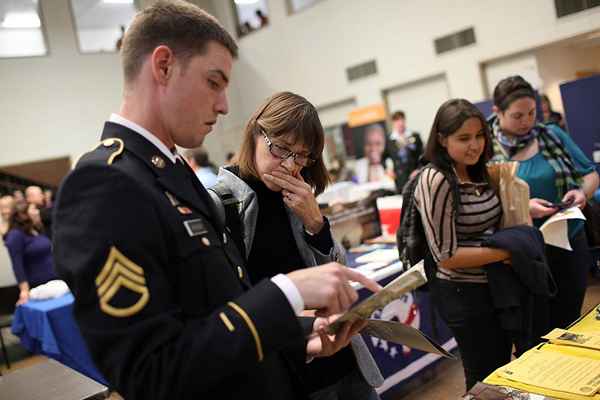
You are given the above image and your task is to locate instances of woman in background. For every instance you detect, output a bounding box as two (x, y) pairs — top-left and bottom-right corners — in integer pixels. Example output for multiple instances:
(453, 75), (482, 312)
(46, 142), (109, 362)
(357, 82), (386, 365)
(489, 76), (599, 329)
(540, 94), (565, 130)
(0, 195), (15, 236)
(4, 202), (56, 304)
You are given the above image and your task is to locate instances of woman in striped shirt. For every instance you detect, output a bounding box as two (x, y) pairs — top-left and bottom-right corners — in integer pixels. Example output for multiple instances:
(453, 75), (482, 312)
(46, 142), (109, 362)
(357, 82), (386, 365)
(414, 99), (512, 390)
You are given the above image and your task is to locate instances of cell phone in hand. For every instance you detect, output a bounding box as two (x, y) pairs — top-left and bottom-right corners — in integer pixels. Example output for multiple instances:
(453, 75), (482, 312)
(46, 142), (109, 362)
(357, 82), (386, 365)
(549, 200), (573, 210)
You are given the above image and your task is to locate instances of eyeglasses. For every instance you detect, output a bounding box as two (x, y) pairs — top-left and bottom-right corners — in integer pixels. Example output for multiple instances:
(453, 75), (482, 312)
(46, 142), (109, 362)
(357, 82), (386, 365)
(261, 131), (316, 167)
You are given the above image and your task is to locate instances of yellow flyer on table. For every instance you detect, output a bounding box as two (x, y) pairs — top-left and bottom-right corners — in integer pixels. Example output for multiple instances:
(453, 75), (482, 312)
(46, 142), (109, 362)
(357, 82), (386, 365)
(543, 329), (600, 351)
(498, 350), (600, 396)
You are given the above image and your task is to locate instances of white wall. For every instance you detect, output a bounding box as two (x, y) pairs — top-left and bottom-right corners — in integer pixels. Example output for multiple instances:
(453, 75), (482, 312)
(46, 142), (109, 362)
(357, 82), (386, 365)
(209, 0), (600, 156)
(77, 27), (123, 53)
(0, 0), (122, 167)
(385, 74), (451, 143)
(3, 0), (600, 168)
(483, 52), (542, 95)
(0, 28), (47, 58)
(0, 0), (231, 168)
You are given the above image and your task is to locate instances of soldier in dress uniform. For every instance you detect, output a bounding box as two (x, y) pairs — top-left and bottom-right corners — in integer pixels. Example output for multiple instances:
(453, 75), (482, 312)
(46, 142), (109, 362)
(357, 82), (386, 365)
(52, 2), (379, 399)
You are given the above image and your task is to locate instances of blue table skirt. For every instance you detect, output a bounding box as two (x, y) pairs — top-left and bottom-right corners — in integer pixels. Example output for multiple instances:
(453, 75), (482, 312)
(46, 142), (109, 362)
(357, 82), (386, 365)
(348, 245), (457, 398)
(11, 293), (108, 385)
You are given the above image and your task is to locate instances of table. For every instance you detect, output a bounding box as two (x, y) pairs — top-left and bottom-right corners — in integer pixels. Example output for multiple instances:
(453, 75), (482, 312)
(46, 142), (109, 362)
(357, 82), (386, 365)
(483, 303), (600, 399)
(11, 294), (107, 385)
(347, 245), (457, 399)
(0, 358), (108, 400)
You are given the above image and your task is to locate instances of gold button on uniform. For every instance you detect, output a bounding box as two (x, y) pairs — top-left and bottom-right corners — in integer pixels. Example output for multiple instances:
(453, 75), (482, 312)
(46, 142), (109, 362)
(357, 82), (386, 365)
(237, 266), (244, 279)
(201, 237), (211, 246)
(151, 155), (165, 169)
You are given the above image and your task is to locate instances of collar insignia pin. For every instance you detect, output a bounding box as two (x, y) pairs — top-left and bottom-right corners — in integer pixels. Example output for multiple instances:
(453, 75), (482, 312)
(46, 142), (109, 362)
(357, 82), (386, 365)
(151, 155), (165, 169)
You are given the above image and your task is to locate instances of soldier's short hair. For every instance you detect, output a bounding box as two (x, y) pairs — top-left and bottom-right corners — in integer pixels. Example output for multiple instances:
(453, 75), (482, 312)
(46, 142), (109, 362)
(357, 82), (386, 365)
(121, 0), (238, 84)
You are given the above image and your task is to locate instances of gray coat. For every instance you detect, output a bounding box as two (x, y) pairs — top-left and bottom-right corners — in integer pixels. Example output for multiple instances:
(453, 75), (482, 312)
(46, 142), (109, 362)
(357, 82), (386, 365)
(208, 167), (384, 388)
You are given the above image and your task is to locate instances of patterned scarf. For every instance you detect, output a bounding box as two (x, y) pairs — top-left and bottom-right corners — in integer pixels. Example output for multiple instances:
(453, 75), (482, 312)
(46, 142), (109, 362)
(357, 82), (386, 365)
(490, 116), (581, 197)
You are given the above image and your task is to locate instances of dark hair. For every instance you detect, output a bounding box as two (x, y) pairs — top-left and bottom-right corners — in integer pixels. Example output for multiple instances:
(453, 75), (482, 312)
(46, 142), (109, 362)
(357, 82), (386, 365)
(236, 91), (330, 195)
(8, 202), (35, 235)
(541, 94), (554, 110)
(424, 99), (492, 183)
(187, 148), (211, 167)
(391, 110), (406, 121)
(493, 75), (536, 112)
(121, 0), (238, 84)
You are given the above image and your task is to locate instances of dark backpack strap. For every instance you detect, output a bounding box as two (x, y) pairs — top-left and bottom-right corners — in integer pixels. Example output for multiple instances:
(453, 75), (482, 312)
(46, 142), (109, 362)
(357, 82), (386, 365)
(209, 183), (247, 260)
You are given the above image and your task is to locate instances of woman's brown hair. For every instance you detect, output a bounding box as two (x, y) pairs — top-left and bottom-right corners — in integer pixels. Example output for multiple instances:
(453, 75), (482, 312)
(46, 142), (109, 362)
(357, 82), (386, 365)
(424, 98), (492, 183)
(8, 201), (36, 236)
(236, 91), (330, 195)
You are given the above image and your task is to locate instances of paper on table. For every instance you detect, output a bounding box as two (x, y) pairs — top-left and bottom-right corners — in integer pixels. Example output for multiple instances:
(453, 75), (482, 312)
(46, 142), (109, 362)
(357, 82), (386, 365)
(349, 243), (386, 253)
(355, 248), (399, 264)
(362, 319), (454, 358)
(353, 262), (389, 275)
(497, 350), (600, 396)
(543, 328), (600, 351)
(328, 261), (426, 333)
(539, 207), (586, 251)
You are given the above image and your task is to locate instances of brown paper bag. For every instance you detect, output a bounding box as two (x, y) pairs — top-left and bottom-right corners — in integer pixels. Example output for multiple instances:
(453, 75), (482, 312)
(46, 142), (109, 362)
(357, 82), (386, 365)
(487, 162), (532, 227)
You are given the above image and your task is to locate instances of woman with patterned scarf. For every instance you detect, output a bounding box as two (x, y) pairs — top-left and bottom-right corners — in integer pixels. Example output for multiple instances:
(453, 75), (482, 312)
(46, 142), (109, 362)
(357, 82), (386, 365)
(488, 75), (599, 330)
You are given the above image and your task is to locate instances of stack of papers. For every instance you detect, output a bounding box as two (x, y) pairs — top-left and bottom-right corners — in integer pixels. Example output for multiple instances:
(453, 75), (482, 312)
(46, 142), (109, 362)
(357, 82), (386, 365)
(355, 248), (399, 264)
(539, 207), (586, 251)
(497, 350), (600, 397)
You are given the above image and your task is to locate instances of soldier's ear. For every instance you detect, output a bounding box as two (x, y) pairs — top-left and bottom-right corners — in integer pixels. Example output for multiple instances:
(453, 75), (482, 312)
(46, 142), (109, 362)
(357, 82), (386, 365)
(151, 45), (174, 85)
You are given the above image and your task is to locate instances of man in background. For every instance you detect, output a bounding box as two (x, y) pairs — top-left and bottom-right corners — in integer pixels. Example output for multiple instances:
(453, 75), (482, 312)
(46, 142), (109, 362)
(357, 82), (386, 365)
(184, 147), (218, 188)
(388, 110), (423, 191)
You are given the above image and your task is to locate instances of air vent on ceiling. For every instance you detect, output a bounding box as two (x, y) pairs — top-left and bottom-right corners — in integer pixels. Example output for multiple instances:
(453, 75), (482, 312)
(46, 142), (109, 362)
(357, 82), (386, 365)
(555, 0), (600, 18)
(434, 27), (476, 55)
(346, 60), (378, 82)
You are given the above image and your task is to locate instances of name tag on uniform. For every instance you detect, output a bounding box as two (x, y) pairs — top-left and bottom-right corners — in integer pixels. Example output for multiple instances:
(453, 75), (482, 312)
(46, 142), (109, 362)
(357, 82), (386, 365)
(183, 219), (208, 237)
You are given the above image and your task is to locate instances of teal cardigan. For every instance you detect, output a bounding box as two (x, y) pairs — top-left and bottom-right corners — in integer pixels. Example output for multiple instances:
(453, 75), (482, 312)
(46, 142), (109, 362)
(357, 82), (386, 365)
(515, 125), (595, 238)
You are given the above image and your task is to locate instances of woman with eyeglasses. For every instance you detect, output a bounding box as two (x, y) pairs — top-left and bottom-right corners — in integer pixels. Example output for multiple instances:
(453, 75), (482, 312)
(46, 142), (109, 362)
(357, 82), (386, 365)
(209, 91), (382, 400)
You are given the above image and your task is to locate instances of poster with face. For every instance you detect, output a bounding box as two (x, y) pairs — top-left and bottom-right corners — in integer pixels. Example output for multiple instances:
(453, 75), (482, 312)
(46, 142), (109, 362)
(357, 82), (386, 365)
(342, 121), (389, 162)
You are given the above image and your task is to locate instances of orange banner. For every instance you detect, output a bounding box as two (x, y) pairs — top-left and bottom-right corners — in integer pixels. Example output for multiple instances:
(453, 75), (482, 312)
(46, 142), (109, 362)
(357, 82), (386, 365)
(348, 104), (387, 127)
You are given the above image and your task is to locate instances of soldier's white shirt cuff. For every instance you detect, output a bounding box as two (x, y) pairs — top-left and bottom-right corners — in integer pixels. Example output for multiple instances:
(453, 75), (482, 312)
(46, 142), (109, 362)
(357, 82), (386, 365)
(271, 274), (304, 315)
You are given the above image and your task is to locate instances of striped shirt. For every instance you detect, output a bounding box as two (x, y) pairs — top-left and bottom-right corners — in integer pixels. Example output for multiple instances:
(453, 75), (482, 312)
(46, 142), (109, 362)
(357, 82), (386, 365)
(414, 167), (502, 283)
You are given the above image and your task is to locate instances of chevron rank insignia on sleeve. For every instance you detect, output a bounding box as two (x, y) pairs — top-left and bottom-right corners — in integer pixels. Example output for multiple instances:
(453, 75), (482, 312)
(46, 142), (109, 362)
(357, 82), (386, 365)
(95, 246), (150, 317)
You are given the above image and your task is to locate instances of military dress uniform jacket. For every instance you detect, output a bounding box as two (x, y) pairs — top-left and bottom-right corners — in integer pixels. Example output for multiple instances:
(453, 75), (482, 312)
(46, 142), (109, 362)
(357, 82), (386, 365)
(52, 122), (308, 400)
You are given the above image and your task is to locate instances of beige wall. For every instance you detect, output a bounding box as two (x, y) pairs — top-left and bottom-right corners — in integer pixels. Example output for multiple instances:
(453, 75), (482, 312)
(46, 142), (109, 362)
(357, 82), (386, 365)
(0, 0), (220, 168)
(536, 41), (600, 113)
(210, 0), (600, 156)
(0, 0), (122, 167)
(2, 0), (600, 168)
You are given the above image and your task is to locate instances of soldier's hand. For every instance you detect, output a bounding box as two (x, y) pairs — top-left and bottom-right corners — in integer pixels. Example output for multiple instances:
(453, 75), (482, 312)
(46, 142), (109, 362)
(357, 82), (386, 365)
(287, 263), (381, 317)
(306, 315), (366, 358)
